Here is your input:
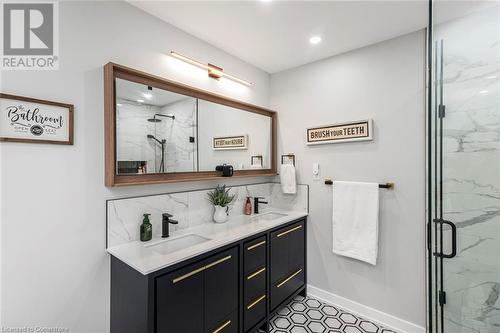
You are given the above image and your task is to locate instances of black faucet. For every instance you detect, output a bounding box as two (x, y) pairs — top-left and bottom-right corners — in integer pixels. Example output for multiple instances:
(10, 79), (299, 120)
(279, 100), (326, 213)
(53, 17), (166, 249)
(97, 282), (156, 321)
(253, 197), (268, 214)
(162, 213), (178, 238)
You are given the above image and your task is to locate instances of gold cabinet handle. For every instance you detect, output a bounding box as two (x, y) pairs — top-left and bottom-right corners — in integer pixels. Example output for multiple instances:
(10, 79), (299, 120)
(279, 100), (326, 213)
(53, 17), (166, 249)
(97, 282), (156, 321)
(204, 255), (232, 270)
(173, 255), (232, 284)
(277, 225), (302, 238)
(172, 265), (206, 284)
(246, 294), (266, 310)
(212, 320), (231, 333)
(247, 240), (266, 251)
(276, 269), (302, 288)
(247, 267), (266, 280)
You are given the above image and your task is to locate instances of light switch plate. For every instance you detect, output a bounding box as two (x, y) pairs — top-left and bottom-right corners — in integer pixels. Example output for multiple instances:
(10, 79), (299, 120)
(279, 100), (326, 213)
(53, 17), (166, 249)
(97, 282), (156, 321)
(312, 162), (320, 180)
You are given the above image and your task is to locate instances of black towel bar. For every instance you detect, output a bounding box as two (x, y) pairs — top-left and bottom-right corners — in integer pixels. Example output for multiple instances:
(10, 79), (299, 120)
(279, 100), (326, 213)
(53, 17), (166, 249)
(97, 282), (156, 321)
(324, 179), (394, 189)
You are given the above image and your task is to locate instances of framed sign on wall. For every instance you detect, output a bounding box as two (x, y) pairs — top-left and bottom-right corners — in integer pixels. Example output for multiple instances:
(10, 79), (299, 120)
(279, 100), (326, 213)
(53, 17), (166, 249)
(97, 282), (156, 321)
(306, 119), (373, 145)
(212, 135), (248, 150)
(0, 93), (74, 145)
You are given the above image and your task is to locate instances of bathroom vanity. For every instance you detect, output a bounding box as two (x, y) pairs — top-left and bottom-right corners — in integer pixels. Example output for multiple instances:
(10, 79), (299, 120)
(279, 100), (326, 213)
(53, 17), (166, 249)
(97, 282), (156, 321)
(104, 63), (306, 332)
(109, 213), (307, 333)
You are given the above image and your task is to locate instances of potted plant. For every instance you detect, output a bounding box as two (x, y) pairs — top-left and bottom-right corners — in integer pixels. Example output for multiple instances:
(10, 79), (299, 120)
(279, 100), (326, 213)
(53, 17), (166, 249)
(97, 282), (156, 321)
(207, 185), (235, 223)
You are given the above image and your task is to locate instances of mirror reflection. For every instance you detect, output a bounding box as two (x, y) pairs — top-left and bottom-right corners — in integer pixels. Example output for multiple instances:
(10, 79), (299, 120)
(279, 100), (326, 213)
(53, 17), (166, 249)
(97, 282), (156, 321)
(115, 78), (272, 175)
(198, 100), (271, 171)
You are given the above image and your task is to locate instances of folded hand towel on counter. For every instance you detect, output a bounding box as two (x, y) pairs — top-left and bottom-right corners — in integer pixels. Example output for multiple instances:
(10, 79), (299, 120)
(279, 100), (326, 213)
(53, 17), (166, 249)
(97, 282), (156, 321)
(332, 181), (379, 265)
(280, 164), (297, 194)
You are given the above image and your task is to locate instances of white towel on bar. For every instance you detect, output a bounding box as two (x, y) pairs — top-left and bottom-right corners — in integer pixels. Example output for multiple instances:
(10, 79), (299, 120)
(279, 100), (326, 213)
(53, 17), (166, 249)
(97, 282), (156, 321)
(280, 164), (297, 194)
(332, 181), (379, 265)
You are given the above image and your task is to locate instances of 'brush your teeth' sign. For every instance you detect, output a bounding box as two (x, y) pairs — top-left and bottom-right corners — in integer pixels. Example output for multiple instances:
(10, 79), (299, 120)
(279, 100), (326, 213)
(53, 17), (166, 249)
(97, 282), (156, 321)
(0, 94), (73, 144)
(306, 119), (373, 145)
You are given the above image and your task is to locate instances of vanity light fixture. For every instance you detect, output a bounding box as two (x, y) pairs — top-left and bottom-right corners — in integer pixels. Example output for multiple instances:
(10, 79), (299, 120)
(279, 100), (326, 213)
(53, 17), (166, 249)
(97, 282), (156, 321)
(170, 51), (252, 86)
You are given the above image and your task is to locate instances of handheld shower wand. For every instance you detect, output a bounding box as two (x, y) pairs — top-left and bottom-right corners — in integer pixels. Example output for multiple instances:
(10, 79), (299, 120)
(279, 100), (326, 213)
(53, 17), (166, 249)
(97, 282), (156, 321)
(147, 134), (167, 173)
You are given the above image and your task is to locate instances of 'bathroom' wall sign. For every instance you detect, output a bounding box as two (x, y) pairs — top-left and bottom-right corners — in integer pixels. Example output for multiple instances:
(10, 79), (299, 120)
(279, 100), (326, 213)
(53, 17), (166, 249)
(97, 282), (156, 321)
(213, 135), (248, 150)
(0, 93), (74, 145)
(306, 119), (373, 145)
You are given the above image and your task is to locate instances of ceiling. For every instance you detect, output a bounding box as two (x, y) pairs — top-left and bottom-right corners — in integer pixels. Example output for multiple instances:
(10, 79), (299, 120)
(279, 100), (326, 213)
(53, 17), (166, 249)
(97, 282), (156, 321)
(129, 1), (495, 74)
(116, 78), (188, 107)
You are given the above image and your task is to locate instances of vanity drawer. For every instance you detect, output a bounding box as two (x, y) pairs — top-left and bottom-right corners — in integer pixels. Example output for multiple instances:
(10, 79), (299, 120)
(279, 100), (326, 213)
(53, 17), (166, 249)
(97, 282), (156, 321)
(207, 310), (237, 333)
(244, 266), (266, 303)
(244, 294), (266, 332)
(244, 236), (267, 274)
(270, 267), (305, 311)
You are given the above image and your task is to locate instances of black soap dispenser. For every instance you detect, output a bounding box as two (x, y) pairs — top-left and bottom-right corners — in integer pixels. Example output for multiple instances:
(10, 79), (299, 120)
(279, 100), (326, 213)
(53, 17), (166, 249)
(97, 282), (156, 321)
(140, 213), (152, 242)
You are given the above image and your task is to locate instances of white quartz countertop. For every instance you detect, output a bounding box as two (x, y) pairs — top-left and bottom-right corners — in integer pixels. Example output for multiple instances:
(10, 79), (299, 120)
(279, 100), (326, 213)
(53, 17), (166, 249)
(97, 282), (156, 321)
(107, 209), (308, 275)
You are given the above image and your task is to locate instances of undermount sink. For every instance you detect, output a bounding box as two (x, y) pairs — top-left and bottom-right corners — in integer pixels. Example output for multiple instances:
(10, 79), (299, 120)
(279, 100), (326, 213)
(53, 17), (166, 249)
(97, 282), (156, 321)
(145, 234), (211, 255)
(252, 212), (288, 221)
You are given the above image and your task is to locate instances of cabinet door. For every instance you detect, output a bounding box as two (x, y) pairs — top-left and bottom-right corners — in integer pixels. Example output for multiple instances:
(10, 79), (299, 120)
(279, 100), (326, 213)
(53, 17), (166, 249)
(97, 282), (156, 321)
(270, 220), (306, 311)
(156, 262), (205, 333)
(204, 247), (239, 332)
(287, 222), (305, 271)
(270, 229), (289, 284)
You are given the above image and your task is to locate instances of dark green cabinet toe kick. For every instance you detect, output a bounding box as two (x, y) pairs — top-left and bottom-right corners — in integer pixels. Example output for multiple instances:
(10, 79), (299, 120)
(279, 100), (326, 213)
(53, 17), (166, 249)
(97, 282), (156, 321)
(110, 218), (307, 333)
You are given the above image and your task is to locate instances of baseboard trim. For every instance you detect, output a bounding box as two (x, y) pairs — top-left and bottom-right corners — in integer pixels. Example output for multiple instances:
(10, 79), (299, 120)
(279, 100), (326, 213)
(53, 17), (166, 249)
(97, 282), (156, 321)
(307, 284), (426, 333)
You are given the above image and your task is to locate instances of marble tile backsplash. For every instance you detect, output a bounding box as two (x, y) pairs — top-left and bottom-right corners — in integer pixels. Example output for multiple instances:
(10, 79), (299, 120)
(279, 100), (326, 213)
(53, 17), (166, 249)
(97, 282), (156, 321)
(106, 182), (308, 248)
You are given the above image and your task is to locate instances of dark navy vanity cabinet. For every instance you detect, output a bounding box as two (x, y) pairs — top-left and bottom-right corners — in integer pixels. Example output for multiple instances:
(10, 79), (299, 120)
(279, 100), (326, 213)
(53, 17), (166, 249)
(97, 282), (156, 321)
(110, 218), (306, 333)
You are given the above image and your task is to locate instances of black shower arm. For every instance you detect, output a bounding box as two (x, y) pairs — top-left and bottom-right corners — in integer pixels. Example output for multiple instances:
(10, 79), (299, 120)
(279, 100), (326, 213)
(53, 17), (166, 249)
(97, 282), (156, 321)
(154, 114), (175, 120)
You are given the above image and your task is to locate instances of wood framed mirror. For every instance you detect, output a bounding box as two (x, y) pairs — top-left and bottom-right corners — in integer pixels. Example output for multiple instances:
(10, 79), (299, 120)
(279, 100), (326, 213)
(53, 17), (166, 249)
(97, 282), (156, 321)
(104, 63), (277, 186)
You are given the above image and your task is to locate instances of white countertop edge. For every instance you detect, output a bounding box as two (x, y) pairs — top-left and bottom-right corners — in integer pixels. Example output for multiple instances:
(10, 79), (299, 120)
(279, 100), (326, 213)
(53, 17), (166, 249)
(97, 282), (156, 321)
(107, 209), (308, 275)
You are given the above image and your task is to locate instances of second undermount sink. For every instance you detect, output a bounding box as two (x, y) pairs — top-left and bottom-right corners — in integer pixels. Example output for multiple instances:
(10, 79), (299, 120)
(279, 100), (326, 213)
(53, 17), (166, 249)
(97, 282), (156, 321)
(145, 234), (211, 255)
(252, 212), (288, 221)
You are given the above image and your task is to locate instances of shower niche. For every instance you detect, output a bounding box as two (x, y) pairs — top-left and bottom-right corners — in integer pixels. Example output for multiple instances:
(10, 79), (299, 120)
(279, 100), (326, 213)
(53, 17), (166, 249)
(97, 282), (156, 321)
(104, 63), (277, 186)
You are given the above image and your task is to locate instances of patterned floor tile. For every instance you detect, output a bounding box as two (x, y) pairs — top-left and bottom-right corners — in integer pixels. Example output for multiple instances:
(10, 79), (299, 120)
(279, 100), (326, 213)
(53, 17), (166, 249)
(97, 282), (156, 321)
(260, 295), (398, 333)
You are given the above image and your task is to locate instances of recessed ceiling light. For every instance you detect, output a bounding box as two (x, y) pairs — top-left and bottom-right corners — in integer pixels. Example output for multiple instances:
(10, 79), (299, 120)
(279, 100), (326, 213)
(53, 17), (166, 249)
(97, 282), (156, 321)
(143, 92), (153, 99)
(137, 99), (145, 103)
(479, 90), (489, 94)
(116, 103), (122, 107)
(309, 36), (322, 45)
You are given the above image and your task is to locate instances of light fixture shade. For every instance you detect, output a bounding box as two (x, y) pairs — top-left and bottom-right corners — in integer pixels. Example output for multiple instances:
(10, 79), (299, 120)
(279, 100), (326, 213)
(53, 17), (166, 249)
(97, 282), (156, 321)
(170, 51), (252, 86)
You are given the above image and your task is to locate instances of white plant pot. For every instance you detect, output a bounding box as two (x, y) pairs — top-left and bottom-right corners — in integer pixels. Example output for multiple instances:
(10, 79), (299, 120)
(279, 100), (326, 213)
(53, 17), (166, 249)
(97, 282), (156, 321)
(213, 205), (229, 223)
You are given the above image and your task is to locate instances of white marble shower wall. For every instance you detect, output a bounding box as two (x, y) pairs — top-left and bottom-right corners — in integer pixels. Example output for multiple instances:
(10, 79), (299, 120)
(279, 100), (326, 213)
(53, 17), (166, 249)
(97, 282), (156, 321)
(116, 100), (160, 172)
(437, 6), (500, 332)
(159, 98), (197, 172)
(107, 182), (309, 248)
(115, 97), (197, 173)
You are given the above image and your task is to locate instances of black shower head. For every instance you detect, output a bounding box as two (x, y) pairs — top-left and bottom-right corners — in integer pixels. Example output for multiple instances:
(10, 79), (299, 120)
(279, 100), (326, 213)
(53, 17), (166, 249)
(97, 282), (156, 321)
(147, 114), (175, 123)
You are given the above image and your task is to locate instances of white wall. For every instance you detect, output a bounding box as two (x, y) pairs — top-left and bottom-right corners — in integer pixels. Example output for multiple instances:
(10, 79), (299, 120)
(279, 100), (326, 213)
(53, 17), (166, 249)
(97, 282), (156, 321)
(270, 31), (427, 327)
(0, 1), (270, 332)
(197, 100), (272, 171)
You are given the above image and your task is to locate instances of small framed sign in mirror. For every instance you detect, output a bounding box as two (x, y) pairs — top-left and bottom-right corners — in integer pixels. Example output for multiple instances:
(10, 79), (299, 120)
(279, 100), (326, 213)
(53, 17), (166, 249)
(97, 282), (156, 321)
(0, 93), (74, 145)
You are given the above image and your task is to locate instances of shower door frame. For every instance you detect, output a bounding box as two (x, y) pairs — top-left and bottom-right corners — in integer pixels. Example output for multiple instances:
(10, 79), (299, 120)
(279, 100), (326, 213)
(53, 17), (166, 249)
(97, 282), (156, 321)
(427, 1), (465, 332)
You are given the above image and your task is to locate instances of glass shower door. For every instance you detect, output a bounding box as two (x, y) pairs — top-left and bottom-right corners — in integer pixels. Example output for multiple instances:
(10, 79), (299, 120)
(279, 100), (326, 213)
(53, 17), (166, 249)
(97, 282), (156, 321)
(429, 3), (500, 333)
